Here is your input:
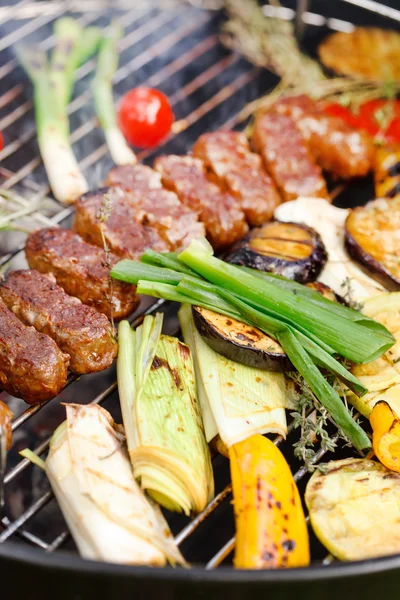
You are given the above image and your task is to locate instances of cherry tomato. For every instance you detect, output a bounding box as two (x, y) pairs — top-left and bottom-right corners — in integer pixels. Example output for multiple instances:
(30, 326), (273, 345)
(117, 87), (174, 149)
(323, 103), (359, 128)
(0, 131), (3, 151)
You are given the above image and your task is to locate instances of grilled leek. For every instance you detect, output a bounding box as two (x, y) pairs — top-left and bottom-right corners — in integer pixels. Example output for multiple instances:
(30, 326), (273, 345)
(306, 457), (400, 561)
(117, 314), (214, 516)
(46, 404), (185, 566)
(179, 304), (295, 447)
(348, 292), (400, 417)
(231, 434), (310, 569)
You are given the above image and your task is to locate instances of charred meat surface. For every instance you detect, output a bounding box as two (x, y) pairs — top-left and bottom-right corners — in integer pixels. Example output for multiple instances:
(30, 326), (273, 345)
(73, 187), (168, 259)
(273, 95), (374, 179)
(192, 306), (291, 372)
(225, 221), (327, 283)
(154, 155), (248, 249)
(105, 165), (204, 251)
(104, 164), (163, 190)
(345, 196), (400, 289)
(25, 228), (139, 321)
(251, 112), (329, 202)
(0, 298), (69, 404)
(192, 130), (281, 226)
(0, 270), (117, 374)
(0, 400), (13, 450)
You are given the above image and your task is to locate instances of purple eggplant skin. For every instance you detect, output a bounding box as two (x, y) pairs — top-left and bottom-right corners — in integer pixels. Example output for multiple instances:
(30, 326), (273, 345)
(192, 306), (293, 372)
(224, 221), (328, 284)
(345, 229), (400, 292)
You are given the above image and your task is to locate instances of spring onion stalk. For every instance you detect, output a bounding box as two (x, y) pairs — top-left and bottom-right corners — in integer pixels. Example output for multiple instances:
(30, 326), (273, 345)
(178, 240), (394, 363)
(140, 249), (197, 276)
(117, 315), (214, 515)
(45, 404), (185, 565)
(92, 22), (136, 165)
(50, 18), (101, 109)
(178, 305), (294, 447)
(111, 260), (186, 286)
(16, 46), (88, 204)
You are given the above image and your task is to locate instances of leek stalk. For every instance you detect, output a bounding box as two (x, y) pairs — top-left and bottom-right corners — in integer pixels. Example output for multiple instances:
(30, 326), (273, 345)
(117, 314), (214, 515)
(46, 404), (185, 566)
(92, 22), (136, 165)
(178, 304), (294, 446)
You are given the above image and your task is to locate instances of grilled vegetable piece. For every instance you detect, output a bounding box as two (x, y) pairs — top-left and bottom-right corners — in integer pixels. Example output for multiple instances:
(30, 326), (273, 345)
(117, 315), (214, 516)
(0, 298), (69, 404)
(46, 404), (185, 566)
(0, 401), (13, 451)
(345, 196), (400, 289)
(348, 293), (400, 418)
(154, 155), (248, 250)
(192, 130), (281, 226)
(73, 187), (168, 258)
(230, 434), (310, 569)
(0, 270), (117, 374)
(192, 305), (291, 372)
(225, 221), (327, 283)
(306, 457), (400, 561)
(273, 95), (374, 179)
(275, 197), (386, 302)
(306, 281), (345, 304)
(371, 401), (400, 473)
(374, 144), (400, 200)
(179, 304), (294, 447)
(25, 227), (139, 321)
(318, 27), (400, 81)
(250, 111), (329, 202)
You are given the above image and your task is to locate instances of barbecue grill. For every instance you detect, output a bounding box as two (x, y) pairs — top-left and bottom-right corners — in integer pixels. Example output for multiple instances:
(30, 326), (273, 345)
(0, 1), (400, 598)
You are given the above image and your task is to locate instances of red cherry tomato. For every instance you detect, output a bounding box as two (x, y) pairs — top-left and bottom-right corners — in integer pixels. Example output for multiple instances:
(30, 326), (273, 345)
(117, 87), (174, 149)
(0, 131), (3, 151)
(323, 103), (359, 128)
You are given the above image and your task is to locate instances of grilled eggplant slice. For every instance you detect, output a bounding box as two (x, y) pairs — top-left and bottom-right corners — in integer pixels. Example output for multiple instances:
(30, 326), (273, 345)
(225, 221), (327, 283)
(192, 306), (292, 372)
(306, 282), (346, 305)
(345, 197), (400, 289)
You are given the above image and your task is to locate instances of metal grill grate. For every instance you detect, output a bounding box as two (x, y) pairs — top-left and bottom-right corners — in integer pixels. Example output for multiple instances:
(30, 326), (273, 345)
(0, 0), (398, 570)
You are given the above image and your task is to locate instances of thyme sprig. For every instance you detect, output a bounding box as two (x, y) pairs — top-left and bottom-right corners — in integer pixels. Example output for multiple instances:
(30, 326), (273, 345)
(340, 277), (364, 312)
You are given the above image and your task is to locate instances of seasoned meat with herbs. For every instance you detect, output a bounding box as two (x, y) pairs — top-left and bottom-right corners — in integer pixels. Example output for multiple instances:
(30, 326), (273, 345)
(105, 165), (205, 250)
(0, 270), (117, 374)
(25, 227), (139, 321)
(154, 155), (248, 249)
(73, 187), (168, 259)
(273, 95), (374, 179)
(251, 112), (329, 202)
(193, 130), (281, 226)
(0, 298), (69, 404)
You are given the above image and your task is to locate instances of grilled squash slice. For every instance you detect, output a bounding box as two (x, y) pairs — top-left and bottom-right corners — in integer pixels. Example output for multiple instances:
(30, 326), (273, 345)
(318, 27), (400, 81)
(345, 197), (400, 289)
(225, 221), (327, 284)
(348, 293), (400, 417)
(306, 457), (400, 561)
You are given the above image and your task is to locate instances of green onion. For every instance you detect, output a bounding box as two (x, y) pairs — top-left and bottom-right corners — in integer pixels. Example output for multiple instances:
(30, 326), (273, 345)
(276, 329), (370, 450)
(92, 21), (136, 166)
(178, 240), (394, 364)
(111, 260), (185, 286)
(140, 249), (197, 276)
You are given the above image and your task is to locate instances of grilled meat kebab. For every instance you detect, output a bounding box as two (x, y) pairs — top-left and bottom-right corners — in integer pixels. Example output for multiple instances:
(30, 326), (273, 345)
(105, 165), (205, 250)
(0, 298), (69, 403)
(0, 270), (117, 374)
(154, 155), (248, 249)
(0, 400), (12, 450)
(73, 187), (169, 258)
(25, 227), (139, 321)
(251, 111), (329, 202)
(192, 130), (281, 226)
(273, 95), (374, 179)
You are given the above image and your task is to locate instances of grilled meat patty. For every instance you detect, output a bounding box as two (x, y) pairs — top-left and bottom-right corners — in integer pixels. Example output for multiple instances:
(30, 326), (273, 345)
(0, 270), (117, 374)
(192, 131), (281, 226)
(25, 228), (139, 321)
(0, 298), (69, 404)
(251, 112), (329, 202)
(154, 155), (248, 249)
(273, 95), (374, 179)
(73, 187), (169, 258)
(105, 165), (205, 250)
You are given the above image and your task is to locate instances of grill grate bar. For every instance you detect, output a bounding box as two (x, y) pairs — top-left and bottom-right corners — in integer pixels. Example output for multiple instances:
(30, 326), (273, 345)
(0, 490), (53, 543)
(1, 516), (49, 549)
